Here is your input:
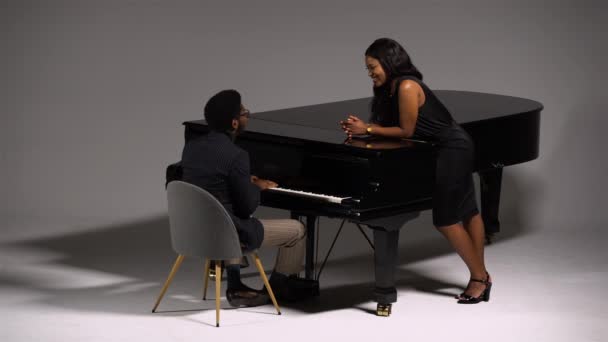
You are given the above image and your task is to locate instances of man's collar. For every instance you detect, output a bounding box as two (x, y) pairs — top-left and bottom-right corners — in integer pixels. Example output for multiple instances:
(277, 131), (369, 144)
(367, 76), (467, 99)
(208, 129), (237, 142)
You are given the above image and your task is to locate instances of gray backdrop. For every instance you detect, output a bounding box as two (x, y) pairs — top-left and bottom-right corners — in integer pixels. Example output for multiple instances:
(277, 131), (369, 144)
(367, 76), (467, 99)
(3, 0), (606, 245)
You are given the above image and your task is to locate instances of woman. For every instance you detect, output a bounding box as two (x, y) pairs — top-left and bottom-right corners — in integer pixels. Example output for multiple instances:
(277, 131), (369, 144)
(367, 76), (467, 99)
(341, 38), (491, 304)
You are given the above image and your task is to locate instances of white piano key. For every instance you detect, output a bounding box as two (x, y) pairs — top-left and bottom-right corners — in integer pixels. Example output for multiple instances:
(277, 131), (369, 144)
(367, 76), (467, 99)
(267, 187), (349, 204)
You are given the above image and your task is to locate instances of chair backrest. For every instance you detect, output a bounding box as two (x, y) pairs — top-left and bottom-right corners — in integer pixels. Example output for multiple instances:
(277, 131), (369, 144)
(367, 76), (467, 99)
(166, 181), (242, 260)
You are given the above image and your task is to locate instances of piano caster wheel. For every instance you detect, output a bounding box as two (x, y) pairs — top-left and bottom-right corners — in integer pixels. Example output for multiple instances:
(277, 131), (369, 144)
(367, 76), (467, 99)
(376, 304), (392, 317)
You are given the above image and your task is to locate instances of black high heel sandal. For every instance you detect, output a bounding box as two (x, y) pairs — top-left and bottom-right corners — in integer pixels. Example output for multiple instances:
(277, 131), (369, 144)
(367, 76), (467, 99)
(455, 272), (492, 299)
(457, 274), (492, 304)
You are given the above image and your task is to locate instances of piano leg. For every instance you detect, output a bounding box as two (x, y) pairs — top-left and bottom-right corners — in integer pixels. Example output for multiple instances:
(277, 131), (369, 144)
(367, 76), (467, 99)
(479, 167), (503, 243)
(305, 215), (316, 280)
(372, 228), (399, 316)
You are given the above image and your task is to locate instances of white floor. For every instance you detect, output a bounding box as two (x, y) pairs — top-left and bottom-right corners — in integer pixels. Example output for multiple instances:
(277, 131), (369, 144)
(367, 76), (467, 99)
(1, 216), (606, 342)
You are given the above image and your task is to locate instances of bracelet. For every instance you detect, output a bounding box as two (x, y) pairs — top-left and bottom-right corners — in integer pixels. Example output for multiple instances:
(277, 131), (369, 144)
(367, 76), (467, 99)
(366, 125), (373, 134)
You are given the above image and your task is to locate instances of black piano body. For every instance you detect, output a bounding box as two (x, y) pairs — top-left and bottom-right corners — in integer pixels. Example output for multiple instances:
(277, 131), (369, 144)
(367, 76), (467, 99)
(178, 90), (542, 315)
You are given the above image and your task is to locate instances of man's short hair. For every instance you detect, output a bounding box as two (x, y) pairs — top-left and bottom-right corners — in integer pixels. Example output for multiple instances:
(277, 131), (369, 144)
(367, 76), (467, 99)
(204, 89), (241, 131)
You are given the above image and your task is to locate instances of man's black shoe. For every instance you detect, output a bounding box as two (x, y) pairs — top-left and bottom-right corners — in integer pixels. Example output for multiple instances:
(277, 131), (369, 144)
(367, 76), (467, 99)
(226, 287), (269, 308)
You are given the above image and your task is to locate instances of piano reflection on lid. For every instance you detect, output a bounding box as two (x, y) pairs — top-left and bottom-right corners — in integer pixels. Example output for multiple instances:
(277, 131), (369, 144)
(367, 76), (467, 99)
(345, 136), (430, 150)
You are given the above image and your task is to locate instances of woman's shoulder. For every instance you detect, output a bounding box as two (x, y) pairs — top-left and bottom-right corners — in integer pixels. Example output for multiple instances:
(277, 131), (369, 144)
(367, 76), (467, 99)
(399, 75), (426, 87)
(393, 76), (424, 97)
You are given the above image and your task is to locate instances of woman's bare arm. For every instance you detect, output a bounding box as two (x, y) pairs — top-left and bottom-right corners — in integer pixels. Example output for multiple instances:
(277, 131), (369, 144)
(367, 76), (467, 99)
(368, 80), (422, 138)
(340, 80), (423, 138)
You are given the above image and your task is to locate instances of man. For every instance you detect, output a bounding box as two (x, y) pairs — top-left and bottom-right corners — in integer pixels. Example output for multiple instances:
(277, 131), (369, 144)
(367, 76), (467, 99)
(180, 89), (313, 307)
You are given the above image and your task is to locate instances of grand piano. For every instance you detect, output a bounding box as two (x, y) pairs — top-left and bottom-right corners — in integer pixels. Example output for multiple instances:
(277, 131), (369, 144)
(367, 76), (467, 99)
(176, 90), (542, 316)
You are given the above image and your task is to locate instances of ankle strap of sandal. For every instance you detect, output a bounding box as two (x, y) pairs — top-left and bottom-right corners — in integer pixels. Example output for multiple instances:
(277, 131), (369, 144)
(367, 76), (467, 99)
(470, 277), (488, 284)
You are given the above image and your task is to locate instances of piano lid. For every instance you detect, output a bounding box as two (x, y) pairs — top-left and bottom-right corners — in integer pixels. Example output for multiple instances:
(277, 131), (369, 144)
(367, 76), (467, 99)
(185, 90), (543, 148)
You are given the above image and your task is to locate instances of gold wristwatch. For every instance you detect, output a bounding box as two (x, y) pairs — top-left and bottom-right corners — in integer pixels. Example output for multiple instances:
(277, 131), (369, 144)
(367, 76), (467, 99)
(366, 125), (373, 134)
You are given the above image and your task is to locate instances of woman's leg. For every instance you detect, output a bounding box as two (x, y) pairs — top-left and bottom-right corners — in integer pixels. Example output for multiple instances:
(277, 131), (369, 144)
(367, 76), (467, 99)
(463, 213), (486, 272)
(436, 222), (488, 297)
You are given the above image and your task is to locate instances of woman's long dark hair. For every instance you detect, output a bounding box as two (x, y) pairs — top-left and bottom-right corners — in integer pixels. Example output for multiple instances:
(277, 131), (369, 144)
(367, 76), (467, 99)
(365, 38), (423, 125)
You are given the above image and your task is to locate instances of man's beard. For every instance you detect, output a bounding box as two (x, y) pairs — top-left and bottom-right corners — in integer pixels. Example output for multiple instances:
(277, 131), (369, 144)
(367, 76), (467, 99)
(236, 123), (246, 135)
(228, 124), (245, 141)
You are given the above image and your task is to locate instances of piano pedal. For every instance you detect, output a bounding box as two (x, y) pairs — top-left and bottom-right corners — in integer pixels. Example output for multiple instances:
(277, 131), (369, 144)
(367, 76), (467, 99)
(376, 303), (392, 317)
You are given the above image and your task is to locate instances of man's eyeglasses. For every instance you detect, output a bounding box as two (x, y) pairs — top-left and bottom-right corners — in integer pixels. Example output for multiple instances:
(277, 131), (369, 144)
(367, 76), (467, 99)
(239, 109), (251, 118)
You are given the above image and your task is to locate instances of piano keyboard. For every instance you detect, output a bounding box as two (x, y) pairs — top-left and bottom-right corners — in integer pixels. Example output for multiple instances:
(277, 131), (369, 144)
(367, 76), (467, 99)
(267, 187), (350, 204)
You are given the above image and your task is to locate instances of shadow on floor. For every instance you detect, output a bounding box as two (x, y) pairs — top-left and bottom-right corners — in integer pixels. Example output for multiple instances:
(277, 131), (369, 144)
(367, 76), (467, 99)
(0, 169), (541, 316)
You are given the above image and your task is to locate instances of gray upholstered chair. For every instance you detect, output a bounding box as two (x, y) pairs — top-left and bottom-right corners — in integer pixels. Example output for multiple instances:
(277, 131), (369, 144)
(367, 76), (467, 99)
(152, 181), (280, 327)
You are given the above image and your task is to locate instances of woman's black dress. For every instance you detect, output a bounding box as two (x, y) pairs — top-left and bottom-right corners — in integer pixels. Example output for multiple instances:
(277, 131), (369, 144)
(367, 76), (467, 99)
(374, 76), (479, 226)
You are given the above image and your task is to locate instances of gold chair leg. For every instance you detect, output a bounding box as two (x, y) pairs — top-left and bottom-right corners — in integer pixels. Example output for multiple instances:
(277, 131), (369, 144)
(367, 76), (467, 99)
(253, 253), (281, 315)
(152, 254), (185, 313)
(215, 262), (221, 327)
(203, 259), (211, 300)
